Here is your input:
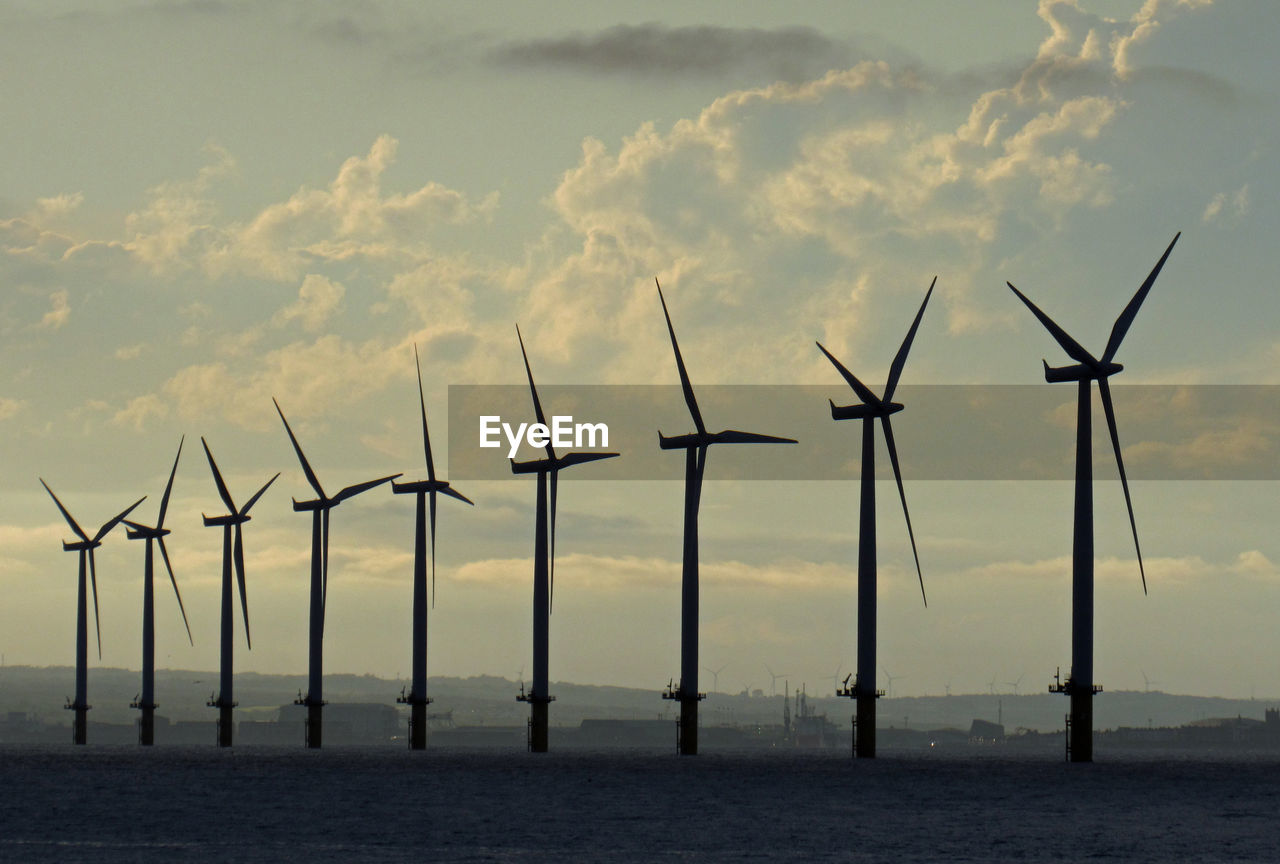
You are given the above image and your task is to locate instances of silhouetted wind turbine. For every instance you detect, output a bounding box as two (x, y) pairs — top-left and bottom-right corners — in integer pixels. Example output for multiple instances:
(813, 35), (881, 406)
(819, 277), (933, 758)
(275, 399), (400, 748)
(510, 326), (618, 752)
(392, 345), (473, 750)
(1007, 232), (1179, 763)
(123, 438), (192, 746)
(200, 437), (278, 747)
(656, 280), (796, 755)
(41, 479), (143, 745)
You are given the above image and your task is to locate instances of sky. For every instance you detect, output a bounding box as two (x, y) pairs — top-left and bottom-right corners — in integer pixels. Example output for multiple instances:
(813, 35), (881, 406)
(1, 0), (1277, 702)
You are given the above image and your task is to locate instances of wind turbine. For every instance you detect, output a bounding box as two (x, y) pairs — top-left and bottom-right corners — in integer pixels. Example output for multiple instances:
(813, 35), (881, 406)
(819, 277), (933, 758)
(1004, 673), (1025, 697)
(200, 437), (278, 747)
(703, 662), (728, 695)
(123, 438), (192, 746)
(392, 345), (473, 750)
(40, 479), (144, 745)
(510, 326), (618, 752)
(882, 668), (907, 699)
(764, 663), (789, 698)
(656, 280), (796, 755)
(1007, 232), (1178, 763)
(275, 399), (400, 748)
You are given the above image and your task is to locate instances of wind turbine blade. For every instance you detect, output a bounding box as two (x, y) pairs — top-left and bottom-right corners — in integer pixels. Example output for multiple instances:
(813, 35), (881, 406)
(549, 469), (557, 615)
(415, 343), (437, 482)
(39, 479), (89, 542)
(321, 508), (330, 635)
(656, 279), (706, 435)
(94, 497), (146, 543)
(712, 430), (797, 445)
(158, 537), (193, 646)
(815, 342), (881, 407)
(884, 277), (935, 402)
(882, 416), (926, 608)
(1006, 283), (1097, 366)
(514, 325), (557, 461)
(1102, 232), (1180, 364)
(89, 550), (102, 660)
(439, 485), (474, 506)
(157, 435), (183, 529)
(200, 437), (237, 514)
(429, 490), (438, 609)
(273, 398), (327, 499)
(1098, 378), (1147, 594)
(241, 473), (280, 518)
(335, 474), (400, 503)
(555, 451), (621, 469)
(234, 524), (251, 649)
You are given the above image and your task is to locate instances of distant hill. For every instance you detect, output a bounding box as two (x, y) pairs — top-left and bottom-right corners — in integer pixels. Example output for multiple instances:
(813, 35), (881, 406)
(1, 666), (1274, 732)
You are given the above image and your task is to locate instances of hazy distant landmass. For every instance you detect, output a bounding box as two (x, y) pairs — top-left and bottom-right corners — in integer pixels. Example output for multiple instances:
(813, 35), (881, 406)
(2, 666), (1277, 750)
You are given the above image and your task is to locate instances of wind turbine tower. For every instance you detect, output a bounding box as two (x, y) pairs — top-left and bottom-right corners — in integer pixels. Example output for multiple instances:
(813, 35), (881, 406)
(1007, 232), (1178, 762)
(818, 277), (933, 758)
(123, 438), (193, 746)
(41, 480), (144, 745)
(201, 437), (278, 747)
(656, 280), (796, 755)
(275, 399), (399, 748)
(392, 345), (473, 750)
(510, 326), (618, 752)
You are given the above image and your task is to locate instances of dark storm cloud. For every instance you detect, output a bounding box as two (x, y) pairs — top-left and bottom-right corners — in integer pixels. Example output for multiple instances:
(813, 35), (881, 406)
(491, 23), (860, 81)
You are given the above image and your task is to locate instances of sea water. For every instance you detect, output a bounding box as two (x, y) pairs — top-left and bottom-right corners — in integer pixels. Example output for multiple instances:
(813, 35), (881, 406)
(0, 745), (1276, 862)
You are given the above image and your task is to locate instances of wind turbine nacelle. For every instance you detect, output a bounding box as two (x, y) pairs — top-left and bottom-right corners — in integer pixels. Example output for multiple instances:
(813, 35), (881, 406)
(510, 456), (554, 475)
(658, 431), (707, 450)
(63, 540), (94, 552)
(829, 401), (901, 420)
(1043, 360), (1122, 383)
(292, 498), (329, 512)
(202, 514), (241, 527)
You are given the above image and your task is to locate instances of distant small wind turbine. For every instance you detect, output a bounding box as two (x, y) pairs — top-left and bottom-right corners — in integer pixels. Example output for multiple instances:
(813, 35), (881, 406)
(703, 663), (728, 695)
(1007, 232), (1179, 763)
(657, 279), (796, 755)
(276, 399), (400, 748)
(764, 663), (789, 698)
(1004, 673), (1025, 696)
(200, 437), (278, 747)
(41, 479), (144, 745)
(392, 345), (473, 750)
(819, 277), (933, 758)
(123, 438), (193, 746)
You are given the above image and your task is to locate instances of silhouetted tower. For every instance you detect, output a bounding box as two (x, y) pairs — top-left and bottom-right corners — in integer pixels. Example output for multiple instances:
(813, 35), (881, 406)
(1007, 232), (1179, 762)
(392, 345), (473, 750)
(123, 438), (193, 745)
(40, 480), (143, 745)
(655, 280), (795, 755)
(510, 326), (618, 752)
(275, 399), (399, 749)
(200, 437), (278, 747)
(818, 277), (933, 758)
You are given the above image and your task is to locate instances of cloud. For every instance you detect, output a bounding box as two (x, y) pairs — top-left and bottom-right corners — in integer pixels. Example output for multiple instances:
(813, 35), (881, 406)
(32, 192), (84, 219)
(492, 23), (858, 81)
(111, 393), (169, 431)
(1201, 183), (1249, 224)
(38, 289), (70, 330)
(0, 398), (25, 421)
(272, 274), (346, 332)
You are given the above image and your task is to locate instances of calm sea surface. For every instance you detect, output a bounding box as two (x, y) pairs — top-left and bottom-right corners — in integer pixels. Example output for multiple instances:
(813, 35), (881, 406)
(1, 745), (1276, 862)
